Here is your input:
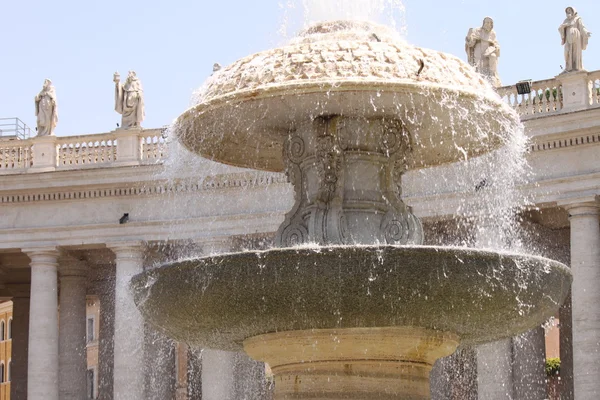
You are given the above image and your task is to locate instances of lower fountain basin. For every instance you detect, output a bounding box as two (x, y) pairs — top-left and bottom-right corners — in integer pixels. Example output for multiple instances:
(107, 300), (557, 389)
(131, 245), (571, 351)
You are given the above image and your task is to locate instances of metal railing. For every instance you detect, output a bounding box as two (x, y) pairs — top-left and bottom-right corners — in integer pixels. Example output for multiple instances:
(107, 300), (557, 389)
(0, 118), (32, 140)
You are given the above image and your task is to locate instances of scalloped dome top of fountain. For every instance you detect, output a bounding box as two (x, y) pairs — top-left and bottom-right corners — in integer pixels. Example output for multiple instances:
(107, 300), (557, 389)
(176, 20), (519, 172)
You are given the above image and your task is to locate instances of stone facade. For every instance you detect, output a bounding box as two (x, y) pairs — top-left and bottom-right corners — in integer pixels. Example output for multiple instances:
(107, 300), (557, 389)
(0, 301), (13, 399)
(0, 68), (599, 398)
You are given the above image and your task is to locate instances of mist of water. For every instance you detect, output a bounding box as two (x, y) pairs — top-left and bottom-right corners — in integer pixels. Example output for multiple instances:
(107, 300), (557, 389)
(146, 2), (556, 397)
(279, 0), (406, 38)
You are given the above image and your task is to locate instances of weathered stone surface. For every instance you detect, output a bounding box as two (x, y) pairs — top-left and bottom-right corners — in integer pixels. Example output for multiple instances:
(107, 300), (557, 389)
(275, 116), (423, 247)
(244, 327), (459, 399)
(176, 20), (519, 172)
(132, 245), (571, 351)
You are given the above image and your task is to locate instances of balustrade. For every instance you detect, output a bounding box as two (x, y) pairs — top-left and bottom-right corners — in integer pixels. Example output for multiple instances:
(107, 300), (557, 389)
(3, 68), (600, 176)
(498, 79), (562, 118)
(0, 141), (32, 170)
(57, 134), (117, 167)
(141, 133), (167, 162)
(589, 71), (600, 106)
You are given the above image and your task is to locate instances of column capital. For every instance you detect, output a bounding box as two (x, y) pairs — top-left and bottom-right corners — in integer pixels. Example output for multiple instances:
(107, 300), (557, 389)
(107, 241), (144, 257)
(558, 197), (600, 218)
(23, 247), (60, 265)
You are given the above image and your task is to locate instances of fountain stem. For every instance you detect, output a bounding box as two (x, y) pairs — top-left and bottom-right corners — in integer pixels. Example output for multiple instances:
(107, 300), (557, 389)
(276, 115), (423, 246)
(244, 327), (459, 399)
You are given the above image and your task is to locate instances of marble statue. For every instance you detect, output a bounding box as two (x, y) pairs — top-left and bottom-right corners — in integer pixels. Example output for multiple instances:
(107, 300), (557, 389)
(465, 17), (501, 87)
(34, 79), (58, 136)
(113, 71), (145, 129)
(559, 7), (592, 73)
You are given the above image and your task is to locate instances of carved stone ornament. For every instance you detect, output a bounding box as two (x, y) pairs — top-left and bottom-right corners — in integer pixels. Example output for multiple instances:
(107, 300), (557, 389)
(275, 115), (423, 247)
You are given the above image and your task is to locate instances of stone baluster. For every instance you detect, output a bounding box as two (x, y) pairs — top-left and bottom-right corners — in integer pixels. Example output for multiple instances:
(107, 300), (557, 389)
(7, 284), (30, 400)
(593, 79), (600, 105)
(108, 242), (145, 400)
(542, 88), (550, 114)
(24, 247), (60, 400)
(532, 88), (540, 114)
(58, 255), (89, 400)
(560, 199), (600, 398)
(511, 92), (518, 109)
(524, 92), (532, 115)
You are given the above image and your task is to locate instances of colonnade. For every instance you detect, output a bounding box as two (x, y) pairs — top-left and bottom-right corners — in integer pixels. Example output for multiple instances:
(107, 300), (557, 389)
(6, 198), (600, 399)
(564, 200), (600, 399)
(8, 240), (268, 400)
(11, 243), (147, 400)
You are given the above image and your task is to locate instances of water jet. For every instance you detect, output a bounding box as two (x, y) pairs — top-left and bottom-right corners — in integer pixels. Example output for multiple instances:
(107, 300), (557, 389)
(132, 19), (571, 399)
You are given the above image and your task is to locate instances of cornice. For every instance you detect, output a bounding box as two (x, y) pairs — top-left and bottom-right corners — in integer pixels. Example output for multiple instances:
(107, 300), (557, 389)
(0, 171), (288, 204)
(0, 212), (284, 250)
(528, 131), (600, 153)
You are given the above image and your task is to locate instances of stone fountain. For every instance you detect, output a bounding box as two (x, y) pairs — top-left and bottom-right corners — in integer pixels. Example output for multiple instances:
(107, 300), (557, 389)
(132, 21), (571, 399)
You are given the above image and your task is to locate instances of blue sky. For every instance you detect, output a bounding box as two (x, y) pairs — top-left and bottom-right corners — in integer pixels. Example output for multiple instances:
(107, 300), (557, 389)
(1, 0), (598, 136)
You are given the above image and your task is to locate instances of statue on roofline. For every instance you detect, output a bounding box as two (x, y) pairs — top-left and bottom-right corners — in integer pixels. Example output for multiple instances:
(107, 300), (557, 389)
(559, 7), (592, 73)
(35, 79), (58, 136)
(114, 70), (145, 129)
(465, 17), (501, 87)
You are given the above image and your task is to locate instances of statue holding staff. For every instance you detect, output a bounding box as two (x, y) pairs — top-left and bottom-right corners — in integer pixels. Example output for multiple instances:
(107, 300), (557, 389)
(465, 17), (501, 87)
(559, 7), (592, 73)
(34, 79), (58, 136)
(114, 70), (145, 129)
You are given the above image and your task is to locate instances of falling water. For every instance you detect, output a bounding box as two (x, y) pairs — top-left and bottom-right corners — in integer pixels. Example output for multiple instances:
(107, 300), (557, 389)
(279, 0), (406, 38)
(302, 0), (405, 27)
(153, 1), (554, 398)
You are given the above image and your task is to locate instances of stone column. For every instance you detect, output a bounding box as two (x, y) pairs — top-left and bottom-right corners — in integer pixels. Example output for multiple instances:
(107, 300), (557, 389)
(24, 247), (59, 400)
(512, 327), (547, 399)
(201, 350), (236, 400)
(58, 257), (89, 400)
(232, 352), (270, 400)
(191, 238), (269, 400)
(477, 339), (513, 399)
(563, 200), (600, 398)
(431, 348), (478, 400)
(187, 348), (202, 400)
(8, 285), (30, 400)
(197, 239), (235, 400)
(559, 292), (574, 400)
(97, 271), (116, 400)
(144, 326), (176, 399)
(108, 242), (145, 400)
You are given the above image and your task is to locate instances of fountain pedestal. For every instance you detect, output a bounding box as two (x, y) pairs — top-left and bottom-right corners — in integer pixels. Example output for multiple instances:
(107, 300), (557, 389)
(244, 327), (459, 399)
(276, 116), (422, 247)
(133, 19), (572, 400)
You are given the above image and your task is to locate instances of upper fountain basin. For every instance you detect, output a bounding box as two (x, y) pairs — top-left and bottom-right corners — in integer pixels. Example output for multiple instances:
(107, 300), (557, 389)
(131, 245), (571, 351)
(176, 20), (520, 172)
